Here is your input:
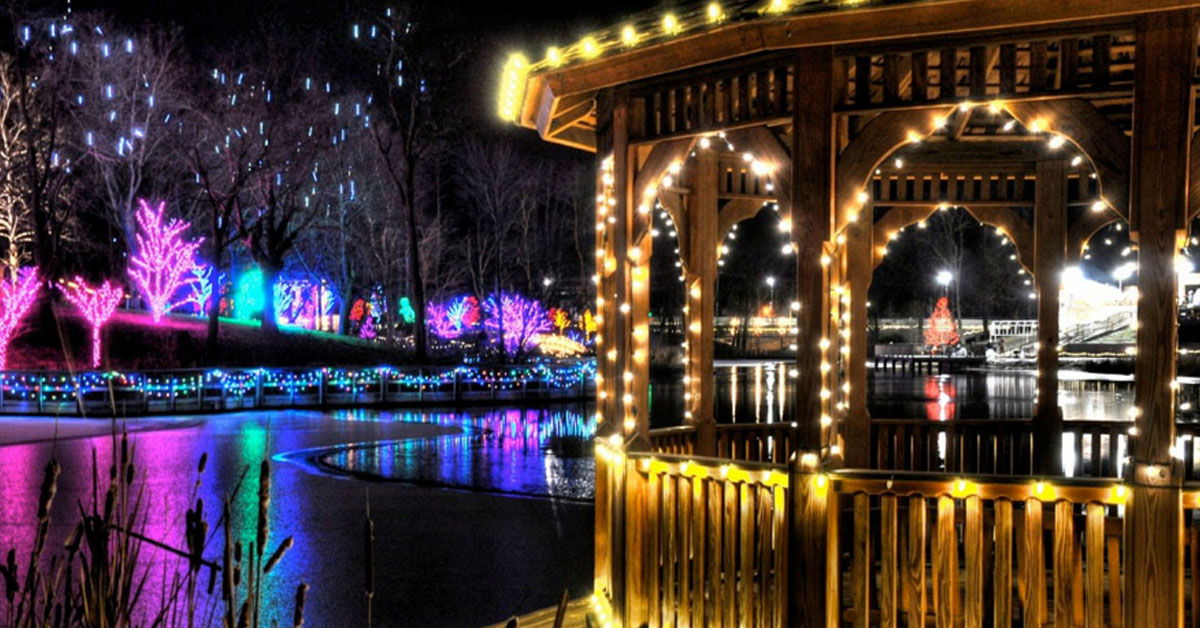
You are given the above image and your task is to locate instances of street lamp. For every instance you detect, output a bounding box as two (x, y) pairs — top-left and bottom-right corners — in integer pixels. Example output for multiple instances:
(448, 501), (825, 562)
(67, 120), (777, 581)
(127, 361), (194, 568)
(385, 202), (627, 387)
(935, 270), (953, 291)
(1113, 263), (1135, 291)
(765, 276), (776, 312)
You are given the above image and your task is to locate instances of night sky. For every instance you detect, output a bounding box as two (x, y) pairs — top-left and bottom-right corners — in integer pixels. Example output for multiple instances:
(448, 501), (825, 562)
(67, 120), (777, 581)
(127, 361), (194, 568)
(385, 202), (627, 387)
(63, 0), (660, 136)
(42, 0), (1142, 321)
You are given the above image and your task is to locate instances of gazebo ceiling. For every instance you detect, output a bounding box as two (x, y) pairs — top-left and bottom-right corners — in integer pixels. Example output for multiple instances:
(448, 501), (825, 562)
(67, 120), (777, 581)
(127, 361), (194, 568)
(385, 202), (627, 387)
(499, 0), (1198, 152)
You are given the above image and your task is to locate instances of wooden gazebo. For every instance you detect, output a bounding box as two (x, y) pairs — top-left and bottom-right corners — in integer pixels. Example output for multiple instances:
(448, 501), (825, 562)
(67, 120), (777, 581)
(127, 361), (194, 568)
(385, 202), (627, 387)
(501, 1), (1200, 625)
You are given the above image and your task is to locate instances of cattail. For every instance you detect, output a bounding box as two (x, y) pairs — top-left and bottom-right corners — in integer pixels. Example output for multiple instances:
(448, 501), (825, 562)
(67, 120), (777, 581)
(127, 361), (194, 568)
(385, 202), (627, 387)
(256, 460), (271, 555)
(263, 536), (293, 574)
(1, 549), (17, 602)
(363, 515), (374, 599)
(36, 460), (60, 522)
(64, 521), (83, 553)
(222, 501), (235, 628)
(236, 601), (249, 628)
(291, 583), (308, 628)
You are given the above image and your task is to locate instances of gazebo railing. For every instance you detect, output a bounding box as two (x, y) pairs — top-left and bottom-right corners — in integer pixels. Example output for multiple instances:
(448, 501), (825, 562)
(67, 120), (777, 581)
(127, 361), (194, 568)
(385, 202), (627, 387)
(716, 422), (798, 464)
(596, 439), (1200, 627)
(652, 420), (1200, 480)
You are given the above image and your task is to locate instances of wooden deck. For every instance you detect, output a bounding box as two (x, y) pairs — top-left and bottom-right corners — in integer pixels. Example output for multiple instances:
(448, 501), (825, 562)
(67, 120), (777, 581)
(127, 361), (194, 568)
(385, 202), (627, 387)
(482, 597), (592, 628)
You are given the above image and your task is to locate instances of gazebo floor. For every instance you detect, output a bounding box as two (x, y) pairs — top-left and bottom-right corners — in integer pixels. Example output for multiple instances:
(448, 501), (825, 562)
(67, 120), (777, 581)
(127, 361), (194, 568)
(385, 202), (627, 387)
(482, 597), (593, 628)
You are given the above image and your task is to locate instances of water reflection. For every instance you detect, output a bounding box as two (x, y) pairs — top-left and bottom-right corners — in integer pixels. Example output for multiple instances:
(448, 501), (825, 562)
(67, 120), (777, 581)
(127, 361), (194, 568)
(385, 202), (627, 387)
(0, 407), (596, 627)
(656, 361), (1142, 423)
(301, 407), (596, 500)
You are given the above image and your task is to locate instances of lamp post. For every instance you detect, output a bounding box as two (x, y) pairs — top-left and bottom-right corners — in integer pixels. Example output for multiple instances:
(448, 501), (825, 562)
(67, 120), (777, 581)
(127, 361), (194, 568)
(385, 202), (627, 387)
(1113, 263), (1135, 291)
(765, 276), (776, 313)
(935, 270), (953, 294)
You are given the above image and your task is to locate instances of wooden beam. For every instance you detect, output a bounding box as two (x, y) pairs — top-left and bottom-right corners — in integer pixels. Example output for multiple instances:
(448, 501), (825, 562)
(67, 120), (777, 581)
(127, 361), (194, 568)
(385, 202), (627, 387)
(1126, 9), (1194, 628)
(1033, 159), (1067, 475)
(632, 138), (695, 246)
(835, 107), (956, 232)
(536, 0), (1200, 99)
(791, 47), (835, 455)
(843, 211), (873, 467)
(725, 126), (793, 213)
(685, 149), (719, 456)
(717, 199), (769, 240)
(1005, 99), (1130, 216)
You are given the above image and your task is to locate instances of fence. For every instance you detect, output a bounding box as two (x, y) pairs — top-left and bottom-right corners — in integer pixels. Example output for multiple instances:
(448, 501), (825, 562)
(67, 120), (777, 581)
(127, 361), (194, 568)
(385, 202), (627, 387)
(0, 361), (594, 417)
(595, 439), (1200, 627)
(652, 419), (1200, 480)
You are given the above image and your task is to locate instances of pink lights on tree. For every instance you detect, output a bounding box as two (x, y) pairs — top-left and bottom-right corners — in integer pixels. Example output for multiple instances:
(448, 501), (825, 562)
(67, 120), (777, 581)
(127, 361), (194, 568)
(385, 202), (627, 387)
(127, 199), (203, 322)
(59, 278), (125, 368)
(0, 267), (40, 370)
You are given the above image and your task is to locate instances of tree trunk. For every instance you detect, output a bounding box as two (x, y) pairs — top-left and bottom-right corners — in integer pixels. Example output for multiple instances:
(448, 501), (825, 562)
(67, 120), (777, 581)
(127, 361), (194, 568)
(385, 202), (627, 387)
(404, 192), (428, 360)
(260, 262), (280, 335)
(206, 220), (223, 363)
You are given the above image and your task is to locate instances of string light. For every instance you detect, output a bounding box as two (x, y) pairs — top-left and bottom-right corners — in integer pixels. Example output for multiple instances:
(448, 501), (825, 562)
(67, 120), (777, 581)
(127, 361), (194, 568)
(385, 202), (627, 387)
(127, 199), (203, 323)
(0, 268), (39, 370)
(59, 277), (125, 368)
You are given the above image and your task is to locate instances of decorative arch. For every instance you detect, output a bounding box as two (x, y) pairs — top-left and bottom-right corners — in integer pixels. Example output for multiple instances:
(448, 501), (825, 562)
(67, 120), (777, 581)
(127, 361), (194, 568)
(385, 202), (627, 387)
(834, 98), (1130, 238)
(631, 137), (695, 248)
(870, 204), (1034, 278)
(834, 107), (955, 232)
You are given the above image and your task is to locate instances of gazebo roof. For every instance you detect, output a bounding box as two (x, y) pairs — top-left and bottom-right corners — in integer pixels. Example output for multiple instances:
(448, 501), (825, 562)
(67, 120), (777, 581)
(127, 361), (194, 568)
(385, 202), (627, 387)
(498, 0), (1193, 151)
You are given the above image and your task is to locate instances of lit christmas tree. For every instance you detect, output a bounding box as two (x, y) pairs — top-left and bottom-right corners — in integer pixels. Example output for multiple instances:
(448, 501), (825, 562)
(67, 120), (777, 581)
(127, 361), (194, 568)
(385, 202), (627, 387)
(923, 296), (960, 348)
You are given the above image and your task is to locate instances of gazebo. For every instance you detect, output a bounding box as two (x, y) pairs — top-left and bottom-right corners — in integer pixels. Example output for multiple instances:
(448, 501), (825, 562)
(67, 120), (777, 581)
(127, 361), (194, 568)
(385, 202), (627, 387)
(500, 1), (1200, 625)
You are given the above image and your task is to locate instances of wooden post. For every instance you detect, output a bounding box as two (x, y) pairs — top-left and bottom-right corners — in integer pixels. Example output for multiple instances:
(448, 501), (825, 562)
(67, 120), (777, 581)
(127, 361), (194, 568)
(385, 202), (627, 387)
(788, 452), (836, 627)
(843, 206), (872, 467)
(792, 47), (835, 452)
(1034, 158), (1066, 475)
(685, 149), (719, 455)
(1126, 9), (1194, 628)
(595, 89), (634, 441)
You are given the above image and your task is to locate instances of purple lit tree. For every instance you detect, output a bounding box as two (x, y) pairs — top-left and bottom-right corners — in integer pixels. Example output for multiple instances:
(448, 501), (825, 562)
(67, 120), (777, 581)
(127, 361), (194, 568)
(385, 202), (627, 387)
(0, 267), (40, 369)
(483, 292), (550, 358)
(427, 295), (480, 341)
(127, 199), (203, 322)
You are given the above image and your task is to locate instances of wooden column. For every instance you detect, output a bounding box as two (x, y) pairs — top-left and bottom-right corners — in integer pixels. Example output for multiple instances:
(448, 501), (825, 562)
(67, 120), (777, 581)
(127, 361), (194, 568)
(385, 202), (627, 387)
(1126, 10), (1194, 628)
(788, 454), (837, 628)
(843, 208), (873, 467)
(593, 89), (631, 621)
(685, 149), (719, 455)
(1033, 158), (1066, 474)
(792, 47), (836, 452)
(629, 236), (652, 438)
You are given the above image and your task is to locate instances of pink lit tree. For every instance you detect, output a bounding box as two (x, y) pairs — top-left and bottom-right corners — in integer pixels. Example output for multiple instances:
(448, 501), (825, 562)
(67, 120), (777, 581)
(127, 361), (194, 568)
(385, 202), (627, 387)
(127, 199), (203, 322)
(0, 267), (40, 369)
(59, 278), (125, 368)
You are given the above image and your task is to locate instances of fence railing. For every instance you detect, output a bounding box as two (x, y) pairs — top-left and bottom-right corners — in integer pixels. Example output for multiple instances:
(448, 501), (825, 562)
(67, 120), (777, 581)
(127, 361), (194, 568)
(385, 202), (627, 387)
(651, 419), (1200, 480)
(596, 440), (1200, 627)
(833, 471), (1126, 627)
(0, 361), (594, 417)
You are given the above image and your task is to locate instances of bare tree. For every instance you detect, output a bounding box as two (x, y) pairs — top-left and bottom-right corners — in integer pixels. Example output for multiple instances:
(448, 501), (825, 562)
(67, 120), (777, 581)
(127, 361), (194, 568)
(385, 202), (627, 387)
(66, 14), (186, 253)
(354, 3), (468, 360)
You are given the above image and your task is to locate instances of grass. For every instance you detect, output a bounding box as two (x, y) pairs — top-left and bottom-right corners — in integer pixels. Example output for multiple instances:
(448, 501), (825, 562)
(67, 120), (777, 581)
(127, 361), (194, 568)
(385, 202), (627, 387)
(12, 308), (411, 370)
